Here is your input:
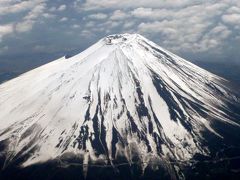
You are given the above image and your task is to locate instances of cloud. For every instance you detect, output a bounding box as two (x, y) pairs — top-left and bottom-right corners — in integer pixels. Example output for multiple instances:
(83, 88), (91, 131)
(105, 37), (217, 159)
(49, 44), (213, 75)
(88, 13), (108, 20)
(0, 46), (8, 54)
(123, 21), (135, 29)
(59, 17), (68, 22)
(58, 4), (67, 11)
(0, 24), (14, 41)
(85, 21), (95, 28)
(226, 6), (240, 13)
(138, 20), (226, 53)
(222, 14), (240, 25)
(0, 0), (48, 35)
(131, 8), (167, 20)
(42, 13), (55, 19)
(15, 21), (35, 33)
(0, 0), (47, 15)
(72, 24), (80, 29)
(196, 24), (231, 52)
(23, 3), (46, 21)
(71, 0), (240, 56)
(79, 0), (193, 10)
(110, 10), (128, 20)
(15, 3), (47, 33)
(1, 0), (240, 66)
(0, 24), (14, 36)
(130, 2), (238, 53)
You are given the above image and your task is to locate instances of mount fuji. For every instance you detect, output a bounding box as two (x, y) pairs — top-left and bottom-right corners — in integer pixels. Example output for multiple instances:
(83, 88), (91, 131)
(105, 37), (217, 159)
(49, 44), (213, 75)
(0, 34), (240, 179)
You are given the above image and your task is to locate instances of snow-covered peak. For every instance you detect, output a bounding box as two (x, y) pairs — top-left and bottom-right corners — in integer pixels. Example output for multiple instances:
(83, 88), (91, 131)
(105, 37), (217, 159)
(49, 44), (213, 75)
(0, 33), (240, 179)
(103, 33), (142, 45)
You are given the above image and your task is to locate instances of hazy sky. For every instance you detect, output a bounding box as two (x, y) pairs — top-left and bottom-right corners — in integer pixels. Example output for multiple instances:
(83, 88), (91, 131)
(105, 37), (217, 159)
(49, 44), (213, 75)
(0, 0), (240, 68)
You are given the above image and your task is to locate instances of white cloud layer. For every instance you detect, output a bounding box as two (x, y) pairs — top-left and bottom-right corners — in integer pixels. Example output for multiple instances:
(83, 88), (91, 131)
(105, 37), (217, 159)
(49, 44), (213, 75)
(76, 0), (240, 54)
(0, 0), (240, 62)
(0, 0), (48, 39)
(0, 0), (47, 15)
(80, 0), (193, 10)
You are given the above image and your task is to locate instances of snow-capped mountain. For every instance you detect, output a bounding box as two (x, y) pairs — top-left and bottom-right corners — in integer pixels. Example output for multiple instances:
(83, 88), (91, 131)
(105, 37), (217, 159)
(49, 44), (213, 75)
(0, 34), (240, 179)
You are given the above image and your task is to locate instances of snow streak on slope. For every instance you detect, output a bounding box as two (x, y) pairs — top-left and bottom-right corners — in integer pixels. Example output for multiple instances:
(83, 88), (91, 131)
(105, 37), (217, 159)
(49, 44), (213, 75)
(0, 34), (239, 175)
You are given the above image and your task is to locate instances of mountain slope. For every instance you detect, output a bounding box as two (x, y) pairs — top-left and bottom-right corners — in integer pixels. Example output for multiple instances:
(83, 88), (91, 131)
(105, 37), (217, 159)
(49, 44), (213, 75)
(0, 34), (240, 179)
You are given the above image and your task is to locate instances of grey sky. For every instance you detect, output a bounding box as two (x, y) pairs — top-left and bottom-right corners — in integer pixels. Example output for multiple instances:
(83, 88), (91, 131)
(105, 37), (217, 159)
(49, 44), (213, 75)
(0, 0), (240, 69)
